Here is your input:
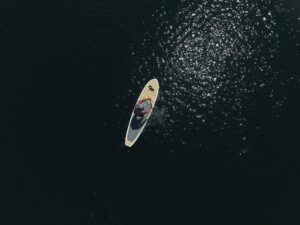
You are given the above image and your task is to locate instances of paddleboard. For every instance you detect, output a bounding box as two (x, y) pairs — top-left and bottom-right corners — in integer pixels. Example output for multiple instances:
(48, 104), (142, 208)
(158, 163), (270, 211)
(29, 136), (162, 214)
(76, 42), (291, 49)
(125, 79), (159, 147)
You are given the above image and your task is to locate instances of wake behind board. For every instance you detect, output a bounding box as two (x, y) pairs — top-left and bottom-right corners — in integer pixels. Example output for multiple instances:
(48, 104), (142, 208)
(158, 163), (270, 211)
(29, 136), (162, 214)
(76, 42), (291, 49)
(125, 79), (159, 147)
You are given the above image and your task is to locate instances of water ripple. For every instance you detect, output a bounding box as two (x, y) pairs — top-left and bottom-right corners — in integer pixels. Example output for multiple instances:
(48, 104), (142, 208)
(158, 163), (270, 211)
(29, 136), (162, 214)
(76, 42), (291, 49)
(130, 0), (299, 156)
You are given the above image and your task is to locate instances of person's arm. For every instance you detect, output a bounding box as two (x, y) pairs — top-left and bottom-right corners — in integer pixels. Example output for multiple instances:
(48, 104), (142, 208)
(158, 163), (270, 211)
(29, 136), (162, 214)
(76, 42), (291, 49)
(141, 108), (151, 114)
(135, 100), (142, 107)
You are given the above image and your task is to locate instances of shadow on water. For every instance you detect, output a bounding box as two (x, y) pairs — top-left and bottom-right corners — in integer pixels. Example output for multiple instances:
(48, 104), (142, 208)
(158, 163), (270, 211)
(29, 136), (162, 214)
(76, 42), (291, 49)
(148, 106), (167, 126)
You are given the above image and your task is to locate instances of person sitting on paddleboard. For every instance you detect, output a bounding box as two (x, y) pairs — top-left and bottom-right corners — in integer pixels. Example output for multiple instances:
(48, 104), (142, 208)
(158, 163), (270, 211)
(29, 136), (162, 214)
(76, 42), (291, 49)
(134, 98), (152, 117)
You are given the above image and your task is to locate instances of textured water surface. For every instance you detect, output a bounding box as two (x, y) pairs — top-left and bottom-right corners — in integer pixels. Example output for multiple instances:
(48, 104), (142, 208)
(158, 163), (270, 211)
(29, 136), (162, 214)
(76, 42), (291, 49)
(1, 0), (299, 225)
(128, 0), (299, 156)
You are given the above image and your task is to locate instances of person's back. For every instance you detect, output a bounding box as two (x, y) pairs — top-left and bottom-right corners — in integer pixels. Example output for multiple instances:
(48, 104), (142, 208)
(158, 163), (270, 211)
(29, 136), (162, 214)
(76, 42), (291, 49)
(134, 98), (152, 117)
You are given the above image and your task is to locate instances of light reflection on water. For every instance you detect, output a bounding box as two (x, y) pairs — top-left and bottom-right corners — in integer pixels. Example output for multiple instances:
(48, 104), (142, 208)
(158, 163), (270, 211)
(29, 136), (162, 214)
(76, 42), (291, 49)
(129, 0), (299, 155)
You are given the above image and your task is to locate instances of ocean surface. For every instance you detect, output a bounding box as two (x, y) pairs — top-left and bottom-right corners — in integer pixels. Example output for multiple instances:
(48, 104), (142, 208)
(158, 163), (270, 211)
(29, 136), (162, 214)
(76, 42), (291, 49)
(1, 0), (299, 224)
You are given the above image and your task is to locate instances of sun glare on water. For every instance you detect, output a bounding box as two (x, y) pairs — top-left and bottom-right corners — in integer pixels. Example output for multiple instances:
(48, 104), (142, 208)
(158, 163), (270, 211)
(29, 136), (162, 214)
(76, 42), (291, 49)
(129, 0), (298, 156)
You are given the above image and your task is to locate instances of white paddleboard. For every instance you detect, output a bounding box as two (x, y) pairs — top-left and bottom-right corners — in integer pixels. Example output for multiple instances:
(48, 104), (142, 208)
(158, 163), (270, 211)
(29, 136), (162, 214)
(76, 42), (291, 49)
(125, 79), (159, 147)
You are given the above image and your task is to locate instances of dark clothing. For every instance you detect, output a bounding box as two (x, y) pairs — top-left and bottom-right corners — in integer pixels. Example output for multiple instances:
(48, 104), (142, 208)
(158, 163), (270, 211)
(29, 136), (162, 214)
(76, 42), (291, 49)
(134, 107), (144, 117)
(134, 100), (152, 117)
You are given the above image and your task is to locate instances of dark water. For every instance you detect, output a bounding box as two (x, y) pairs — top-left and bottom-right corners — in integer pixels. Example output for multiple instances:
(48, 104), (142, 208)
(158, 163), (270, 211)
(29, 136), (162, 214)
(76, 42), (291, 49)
(1, 0), (299, 224)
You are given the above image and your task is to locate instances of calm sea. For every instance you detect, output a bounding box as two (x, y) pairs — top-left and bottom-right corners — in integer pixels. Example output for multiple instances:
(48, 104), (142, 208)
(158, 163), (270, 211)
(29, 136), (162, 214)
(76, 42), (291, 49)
(1, 0), (299, 224)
